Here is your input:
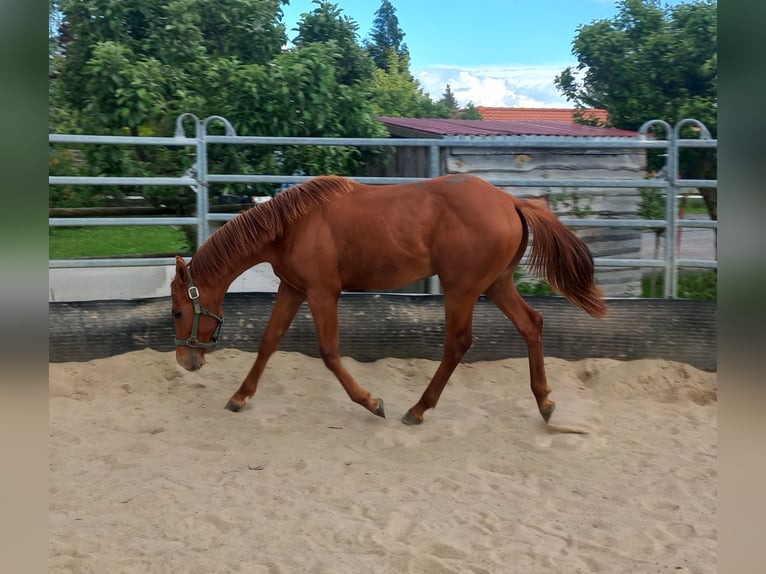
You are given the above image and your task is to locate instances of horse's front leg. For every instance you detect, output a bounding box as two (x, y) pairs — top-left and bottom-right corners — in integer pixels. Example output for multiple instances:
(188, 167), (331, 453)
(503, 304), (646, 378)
(225, 282), (305, 412)
(306, 290), (385, 419)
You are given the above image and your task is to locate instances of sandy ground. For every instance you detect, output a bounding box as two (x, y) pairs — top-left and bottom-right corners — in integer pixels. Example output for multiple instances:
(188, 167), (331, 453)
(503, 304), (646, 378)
(49, 349), (717, 573)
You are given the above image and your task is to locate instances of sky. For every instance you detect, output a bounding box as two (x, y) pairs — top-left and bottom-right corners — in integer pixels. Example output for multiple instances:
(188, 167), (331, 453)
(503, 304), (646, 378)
(281, 0), (688, 108)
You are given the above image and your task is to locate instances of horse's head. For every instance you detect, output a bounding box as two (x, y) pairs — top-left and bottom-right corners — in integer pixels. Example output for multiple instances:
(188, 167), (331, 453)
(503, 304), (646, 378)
(171, 256), (224, 371)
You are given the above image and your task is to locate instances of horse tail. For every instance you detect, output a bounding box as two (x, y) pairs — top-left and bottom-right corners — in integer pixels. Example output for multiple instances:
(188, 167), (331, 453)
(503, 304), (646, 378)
(513, 198), (607, 318)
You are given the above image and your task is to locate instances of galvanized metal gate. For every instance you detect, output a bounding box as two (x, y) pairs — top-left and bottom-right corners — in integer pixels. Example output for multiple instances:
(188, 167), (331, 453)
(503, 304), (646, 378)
(49, 114), (717, 298)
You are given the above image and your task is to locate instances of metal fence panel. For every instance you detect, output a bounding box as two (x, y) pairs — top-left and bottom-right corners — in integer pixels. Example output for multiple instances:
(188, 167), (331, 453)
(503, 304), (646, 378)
(49, 115), (717, 297)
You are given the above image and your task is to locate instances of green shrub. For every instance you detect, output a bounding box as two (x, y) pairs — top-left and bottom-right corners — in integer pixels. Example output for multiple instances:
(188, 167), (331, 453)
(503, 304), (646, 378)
(514, 268), (716, 300)
(514, 269), (553, 296)
(641, 269), (717, 300)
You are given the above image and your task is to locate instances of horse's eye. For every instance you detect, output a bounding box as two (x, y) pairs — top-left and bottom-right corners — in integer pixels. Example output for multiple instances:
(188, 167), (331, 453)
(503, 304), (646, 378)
(173, 311), (183, 319)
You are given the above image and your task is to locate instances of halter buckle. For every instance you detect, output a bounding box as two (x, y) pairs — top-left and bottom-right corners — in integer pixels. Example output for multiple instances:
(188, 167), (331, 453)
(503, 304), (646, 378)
(188, 286), (200, 300)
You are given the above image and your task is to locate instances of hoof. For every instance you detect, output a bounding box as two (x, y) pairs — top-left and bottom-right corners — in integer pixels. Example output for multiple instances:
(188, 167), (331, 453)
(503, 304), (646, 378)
(401, 409), (423, 426)
(225, 399), (244, 412)
(540, 401), (556, 423)
(374, 398), (386, 419)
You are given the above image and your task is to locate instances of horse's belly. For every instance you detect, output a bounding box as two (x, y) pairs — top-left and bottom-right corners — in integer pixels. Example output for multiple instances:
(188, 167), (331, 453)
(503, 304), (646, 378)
(339, 252), (432, 291)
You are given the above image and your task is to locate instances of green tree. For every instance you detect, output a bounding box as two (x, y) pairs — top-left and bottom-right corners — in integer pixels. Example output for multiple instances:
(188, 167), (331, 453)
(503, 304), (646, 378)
(368, 50), (438, 117)
(54, 0), (287, 136)
(50, 0), (290, 210)
(460, 102), (483, 120)
(285, 1), (387, 173)
(50, 0), (470, 217)
(365, 0), (408, 71)
(262, 42), (388, 175)
(364, 1), (480, 121)
(49, 0), (392, 212)
(431, 84), (482, 120)
(292, 0), (375, 86)
(439, 84), (459, 111)
(555, 0), (717, 218)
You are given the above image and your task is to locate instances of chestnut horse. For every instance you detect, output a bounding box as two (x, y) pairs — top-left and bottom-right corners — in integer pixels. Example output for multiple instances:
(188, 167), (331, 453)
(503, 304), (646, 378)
(171, 174), (606, 425)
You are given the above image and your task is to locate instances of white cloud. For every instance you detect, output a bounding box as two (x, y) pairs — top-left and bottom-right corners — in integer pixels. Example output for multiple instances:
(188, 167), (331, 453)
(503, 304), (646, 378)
(414, 64), (575, 108)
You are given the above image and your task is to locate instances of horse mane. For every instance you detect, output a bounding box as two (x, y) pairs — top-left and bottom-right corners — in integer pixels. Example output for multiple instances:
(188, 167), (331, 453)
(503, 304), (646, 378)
(190, 176), (354, 279)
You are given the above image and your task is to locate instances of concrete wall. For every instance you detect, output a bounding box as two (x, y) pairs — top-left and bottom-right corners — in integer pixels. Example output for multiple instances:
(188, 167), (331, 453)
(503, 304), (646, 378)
(49, 293), (718, 372)
(48, 263), (281, 303)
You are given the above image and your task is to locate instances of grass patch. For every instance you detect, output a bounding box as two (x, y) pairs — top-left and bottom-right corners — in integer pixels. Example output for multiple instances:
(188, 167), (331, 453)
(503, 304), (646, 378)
(641, 269), (717, 300)
(680, 196), (709, 216)
(49, 226), (192, 258)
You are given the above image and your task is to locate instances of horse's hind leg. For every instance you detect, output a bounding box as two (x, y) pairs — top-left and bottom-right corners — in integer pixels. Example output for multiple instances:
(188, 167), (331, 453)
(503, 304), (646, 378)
(226, 282), (305, 412)
(485, 270), (555, 423)
(402, 293), (476, 425)
(306, 290), (385, 418)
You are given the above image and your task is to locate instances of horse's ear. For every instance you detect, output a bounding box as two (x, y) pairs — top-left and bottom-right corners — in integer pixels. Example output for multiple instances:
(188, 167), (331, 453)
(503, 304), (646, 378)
(175, 256), (189, 284)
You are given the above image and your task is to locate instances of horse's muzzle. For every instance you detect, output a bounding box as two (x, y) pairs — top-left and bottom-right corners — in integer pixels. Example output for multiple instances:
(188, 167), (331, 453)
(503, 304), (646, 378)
(176, 347), (207, 372)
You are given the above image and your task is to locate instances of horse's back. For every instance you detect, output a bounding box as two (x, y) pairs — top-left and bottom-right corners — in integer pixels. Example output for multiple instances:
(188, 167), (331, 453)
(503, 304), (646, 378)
(334, 174), (521, 248)
(277, 175), (525, 292)
(346, 174), (517, 223)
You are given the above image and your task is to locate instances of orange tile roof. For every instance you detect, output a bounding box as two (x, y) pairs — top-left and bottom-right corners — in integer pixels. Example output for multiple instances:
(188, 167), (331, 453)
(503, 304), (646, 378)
(477, 107), (608, 124)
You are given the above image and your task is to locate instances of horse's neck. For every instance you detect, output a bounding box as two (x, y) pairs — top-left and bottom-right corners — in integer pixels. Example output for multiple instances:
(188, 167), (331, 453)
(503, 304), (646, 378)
(194, 241), (273, 298)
